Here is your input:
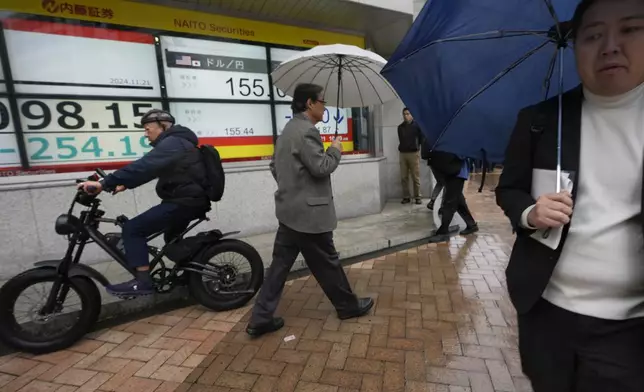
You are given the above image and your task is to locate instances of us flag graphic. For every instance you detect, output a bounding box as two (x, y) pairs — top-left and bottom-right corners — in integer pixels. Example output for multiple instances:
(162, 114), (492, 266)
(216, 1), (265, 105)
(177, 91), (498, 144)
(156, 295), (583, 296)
(176, 55), (192, 66)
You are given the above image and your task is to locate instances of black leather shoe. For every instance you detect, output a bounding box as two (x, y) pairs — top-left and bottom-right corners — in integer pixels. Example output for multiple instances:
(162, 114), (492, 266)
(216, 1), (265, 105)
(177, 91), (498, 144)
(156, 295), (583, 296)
(428, 232), (450, 243)
(460, 224), (479, 235)
(337, 297), (374, 320)
(246, 317), (284, 338)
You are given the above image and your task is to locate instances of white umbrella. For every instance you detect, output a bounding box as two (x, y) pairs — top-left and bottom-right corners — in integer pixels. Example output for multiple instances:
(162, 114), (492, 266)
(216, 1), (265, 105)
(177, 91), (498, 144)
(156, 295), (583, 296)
(271, 44), (399, 135)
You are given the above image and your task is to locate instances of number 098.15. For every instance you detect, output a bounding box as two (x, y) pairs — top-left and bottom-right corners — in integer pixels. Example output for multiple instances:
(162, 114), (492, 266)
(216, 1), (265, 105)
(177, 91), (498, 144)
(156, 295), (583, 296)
(19, 100), (153, 131)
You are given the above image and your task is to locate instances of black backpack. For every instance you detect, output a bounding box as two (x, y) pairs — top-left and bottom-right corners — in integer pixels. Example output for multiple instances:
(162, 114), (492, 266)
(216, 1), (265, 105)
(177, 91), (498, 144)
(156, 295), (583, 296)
(199, 144), (225, 202)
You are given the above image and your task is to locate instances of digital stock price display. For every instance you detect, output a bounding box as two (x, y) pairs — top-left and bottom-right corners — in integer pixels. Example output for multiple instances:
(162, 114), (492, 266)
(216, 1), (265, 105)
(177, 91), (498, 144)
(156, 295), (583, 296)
(0, 19), (355, 174)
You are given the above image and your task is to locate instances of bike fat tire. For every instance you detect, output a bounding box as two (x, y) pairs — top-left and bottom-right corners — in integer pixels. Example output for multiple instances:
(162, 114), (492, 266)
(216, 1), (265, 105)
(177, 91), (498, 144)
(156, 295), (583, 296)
(0, 268), (101, 354)
(188, 239), (264, 311)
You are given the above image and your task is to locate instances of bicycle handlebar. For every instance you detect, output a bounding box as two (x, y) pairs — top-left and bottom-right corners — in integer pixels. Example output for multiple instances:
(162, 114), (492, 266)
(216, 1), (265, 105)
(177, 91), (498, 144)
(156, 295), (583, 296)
(76, 169), (107, 193)
(74, 168), (107, 199)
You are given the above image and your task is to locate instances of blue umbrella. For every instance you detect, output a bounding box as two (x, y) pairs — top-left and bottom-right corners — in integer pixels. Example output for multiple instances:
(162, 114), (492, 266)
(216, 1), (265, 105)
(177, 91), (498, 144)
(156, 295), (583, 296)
(381, 0), (581, 192)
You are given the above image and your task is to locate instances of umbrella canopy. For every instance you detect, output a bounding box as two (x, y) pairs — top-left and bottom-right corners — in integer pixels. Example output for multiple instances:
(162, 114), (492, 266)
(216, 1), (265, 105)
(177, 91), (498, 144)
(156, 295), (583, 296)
(381, 0), (581, 164)
(271, 44), (399, 108)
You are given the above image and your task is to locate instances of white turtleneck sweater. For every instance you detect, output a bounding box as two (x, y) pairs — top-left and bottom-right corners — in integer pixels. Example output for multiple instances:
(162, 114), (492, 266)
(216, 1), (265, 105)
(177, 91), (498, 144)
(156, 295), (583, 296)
(528, 83), (644, 320)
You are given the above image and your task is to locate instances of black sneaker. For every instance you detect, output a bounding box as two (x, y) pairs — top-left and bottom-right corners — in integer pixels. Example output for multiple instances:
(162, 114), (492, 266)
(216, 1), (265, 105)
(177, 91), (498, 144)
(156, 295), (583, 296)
(460, 224), (479, 235)
(106, 279), (154, 298)
(246, 317), (285, 338)
(427, 200), (435, 210)
(415, 198), (422, 205)
(401, 198), (411, 204)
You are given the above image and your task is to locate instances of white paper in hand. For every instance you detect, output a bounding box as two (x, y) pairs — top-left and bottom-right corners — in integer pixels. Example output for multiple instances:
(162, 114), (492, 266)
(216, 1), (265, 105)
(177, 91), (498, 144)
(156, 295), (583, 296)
(529, 169), (574, 250)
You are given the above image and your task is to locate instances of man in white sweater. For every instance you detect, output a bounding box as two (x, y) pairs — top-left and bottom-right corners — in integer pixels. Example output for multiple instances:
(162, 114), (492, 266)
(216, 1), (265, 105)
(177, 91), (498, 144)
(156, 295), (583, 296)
(496, 0), (644, 391)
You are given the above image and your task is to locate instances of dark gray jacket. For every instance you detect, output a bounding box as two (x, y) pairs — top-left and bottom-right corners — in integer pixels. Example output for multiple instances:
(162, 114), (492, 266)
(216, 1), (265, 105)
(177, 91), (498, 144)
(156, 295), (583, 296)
(270, 112), (341, 234)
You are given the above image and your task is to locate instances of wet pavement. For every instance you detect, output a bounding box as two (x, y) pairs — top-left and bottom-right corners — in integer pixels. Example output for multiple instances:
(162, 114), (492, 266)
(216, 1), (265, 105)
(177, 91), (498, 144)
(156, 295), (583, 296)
(0, 175), (533, 392)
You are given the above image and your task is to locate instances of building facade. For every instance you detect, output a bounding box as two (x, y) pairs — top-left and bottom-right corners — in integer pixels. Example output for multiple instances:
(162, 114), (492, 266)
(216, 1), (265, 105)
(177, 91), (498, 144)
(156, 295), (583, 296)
(0, 0), (430, 275)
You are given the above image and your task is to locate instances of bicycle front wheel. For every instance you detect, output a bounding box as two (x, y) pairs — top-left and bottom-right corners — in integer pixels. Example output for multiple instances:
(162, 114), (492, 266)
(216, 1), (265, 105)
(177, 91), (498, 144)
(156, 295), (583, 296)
(0, 268), (101, 354)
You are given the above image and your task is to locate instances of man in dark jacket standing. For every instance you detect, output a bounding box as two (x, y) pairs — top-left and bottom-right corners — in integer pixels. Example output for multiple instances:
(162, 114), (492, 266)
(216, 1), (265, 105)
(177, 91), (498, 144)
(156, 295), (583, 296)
(398, 108), (424, 204)
(78, 109), (210, 297)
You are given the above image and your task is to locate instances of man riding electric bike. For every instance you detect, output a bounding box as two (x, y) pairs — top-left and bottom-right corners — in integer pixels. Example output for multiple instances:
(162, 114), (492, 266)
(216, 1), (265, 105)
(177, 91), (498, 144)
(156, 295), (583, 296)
(78, 109), (211, 297)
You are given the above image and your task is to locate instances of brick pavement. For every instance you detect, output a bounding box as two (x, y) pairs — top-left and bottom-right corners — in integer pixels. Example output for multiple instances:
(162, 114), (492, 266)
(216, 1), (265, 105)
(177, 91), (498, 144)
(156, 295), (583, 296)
(0, 175), (533, 392)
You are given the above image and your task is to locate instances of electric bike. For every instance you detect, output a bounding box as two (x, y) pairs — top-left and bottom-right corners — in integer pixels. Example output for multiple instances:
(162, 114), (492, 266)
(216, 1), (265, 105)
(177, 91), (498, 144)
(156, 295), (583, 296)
(0, 169), (264, 354)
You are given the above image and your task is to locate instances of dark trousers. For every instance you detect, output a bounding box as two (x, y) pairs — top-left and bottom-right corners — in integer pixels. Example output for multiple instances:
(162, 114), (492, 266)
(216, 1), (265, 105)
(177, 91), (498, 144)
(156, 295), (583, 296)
(122, 203), (205, 268)
(429, 166), (445, 202)
(519, 298), (644, 392)
(436, 174), (476, 234)
(250, 223), (359, 325)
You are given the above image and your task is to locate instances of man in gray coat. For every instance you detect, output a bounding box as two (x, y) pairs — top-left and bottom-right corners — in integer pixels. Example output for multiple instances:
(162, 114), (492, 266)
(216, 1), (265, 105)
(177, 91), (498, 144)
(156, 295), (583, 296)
(246, 83), (374, 337)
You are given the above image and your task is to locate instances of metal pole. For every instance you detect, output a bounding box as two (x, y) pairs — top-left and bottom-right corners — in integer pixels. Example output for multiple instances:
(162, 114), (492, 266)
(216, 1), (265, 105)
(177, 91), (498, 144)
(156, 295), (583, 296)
(555, 46), (564, 193)
(335, 55), (343, 138)
(0, 24), (30, 169)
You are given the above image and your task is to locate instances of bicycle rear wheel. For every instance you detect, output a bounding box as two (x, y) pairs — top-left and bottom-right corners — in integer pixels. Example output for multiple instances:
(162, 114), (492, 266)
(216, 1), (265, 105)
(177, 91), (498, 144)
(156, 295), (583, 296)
(188, 239), (264, 311)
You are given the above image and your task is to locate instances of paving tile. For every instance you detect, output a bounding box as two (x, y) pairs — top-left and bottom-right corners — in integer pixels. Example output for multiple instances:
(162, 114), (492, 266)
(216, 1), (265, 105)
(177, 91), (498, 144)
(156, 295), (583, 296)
(76, 371), (112, 392)
(181, 354), (206, 368)
(120, 347), (160, 362)
(54, 368), (98, 386)
(360, 374), (382, 392)
(149, 365), (193, 383)
(112, 376), (161, 392)
(485, 359), (515, 392)
(295, 381), (339, 392)
(0, 373), (16, 388)
(98, 360), (146, 391)
(383, 361), (405, 391)
(0, 357), (41, 376)
(32, 351), (75, 365)
(135, 350), (175, 378)
(214, 370), (258, 389)
(69, 340), (106, 354)
(38, 353), (88, 382)
(300, 352), (327, 382)
(53, 386), (79, 392)
(177, 329), (212, 342)
(86, 357), (130, 373)
(94, 330), (133, 344)
(15, 380), (60, 392)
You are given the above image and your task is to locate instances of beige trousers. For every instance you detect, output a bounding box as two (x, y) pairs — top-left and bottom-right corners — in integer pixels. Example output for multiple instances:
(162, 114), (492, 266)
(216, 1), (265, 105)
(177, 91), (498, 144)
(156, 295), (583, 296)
(400, 152), (421, 199)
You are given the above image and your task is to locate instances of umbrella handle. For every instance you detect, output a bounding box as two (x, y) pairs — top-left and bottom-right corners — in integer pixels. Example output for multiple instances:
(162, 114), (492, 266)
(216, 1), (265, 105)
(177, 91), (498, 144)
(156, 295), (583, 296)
(335, 107), (340, 138)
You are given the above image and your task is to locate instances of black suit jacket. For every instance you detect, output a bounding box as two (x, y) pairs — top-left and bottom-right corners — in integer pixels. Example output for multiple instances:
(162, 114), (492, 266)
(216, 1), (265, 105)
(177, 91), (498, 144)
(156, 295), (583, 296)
(496, 86), (586, 315)
(429, 150), (464, 177)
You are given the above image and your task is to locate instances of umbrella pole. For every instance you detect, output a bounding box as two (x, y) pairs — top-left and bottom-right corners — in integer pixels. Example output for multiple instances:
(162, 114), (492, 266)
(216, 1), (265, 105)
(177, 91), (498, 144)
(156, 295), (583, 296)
(335, 55), (343, 139)
(542, 45), (566, 241)
(555, 46), (564, 193)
